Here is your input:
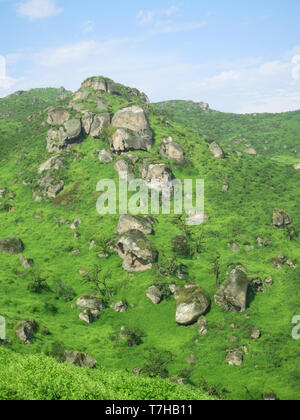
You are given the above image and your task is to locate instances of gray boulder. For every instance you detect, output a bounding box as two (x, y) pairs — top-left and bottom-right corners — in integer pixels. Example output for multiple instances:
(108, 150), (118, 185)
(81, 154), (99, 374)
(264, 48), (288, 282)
(116, 215), (154, 235)
(76, 295), (106, 311)
(99, 149), (113, 163)
(37, 172), (64, 198)
(47, 108), (70, 126)
(109, 128), (153, 153)
(63, 351), (97, 368)
(273, 209), (291, 228)
(114, 159), (135, 181)
(64, 119), (82, 140)
(0, 238), (24, 254)
(139, 159), (174, 193)
(226, 349), (243, 366)
(79, 309), (100, 324)
(83, 112), (110, 138)
(147, 285), (163, 304)
(175, 284), (211, 326)
(209, 142), (224, 158)
(293, 162), (300, 170)
(160, 138), (185, 162)
(38, 155), (64, 173)
(114, 230), (158, 272)
(110, 301), (128, 313)
(19, 255), (34, 268)
(81, 77), (107, 92)
(215, 268), (248, 312)
(16, 320), (38, 344)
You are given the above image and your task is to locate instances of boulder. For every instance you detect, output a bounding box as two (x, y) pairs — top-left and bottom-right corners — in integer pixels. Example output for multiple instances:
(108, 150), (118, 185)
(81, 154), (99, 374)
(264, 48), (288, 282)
(46, 108), (70, 126)
(244, 148), (257, 156)
(160, 139), (185, 162)
(251, 328), (261, 340)
(185, 212), (210, 226)
(110, 301), (128, 313)
(226, 349), (243, 366)
(0, 238), (24, 255)
(46, 118), (82, 153)
(114, 159), (135, 181)
(99, 149), (113, 163)
(215, 268), (248, 312)
(116, 215), (154, 235)
(114, 230), (158, 272)
(79, 309), (100, 324)
(16, 320), (38, 344)
(37, 173), (64, 198)
(175, 284), (211, 326)
(83, 113), (110, 138)
(63, 351), (97, 368)
(38, 155), (64, 173)
(273, 209), (291, 228)
(146, 285), (163, 304)
(76, 295), (106, 311)
(293, 162), (300, 170)
(81, 77), (107, 92)
(109, 128), (153, 153)
(19, 255), (34, 268)
(209, 142), (224, 158)
(197, 317), (208, 335)
(64, 119), (82, 140)
(139, 159), (174, 193)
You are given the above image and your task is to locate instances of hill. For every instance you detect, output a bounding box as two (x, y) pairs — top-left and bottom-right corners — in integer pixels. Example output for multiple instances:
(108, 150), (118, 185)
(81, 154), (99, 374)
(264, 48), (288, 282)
(0, 76), (300, 401)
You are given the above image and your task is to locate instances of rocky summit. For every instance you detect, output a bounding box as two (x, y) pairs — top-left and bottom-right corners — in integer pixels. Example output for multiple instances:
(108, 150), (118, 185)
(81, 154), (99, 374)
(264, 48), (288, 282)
(0, 75), (299, 402)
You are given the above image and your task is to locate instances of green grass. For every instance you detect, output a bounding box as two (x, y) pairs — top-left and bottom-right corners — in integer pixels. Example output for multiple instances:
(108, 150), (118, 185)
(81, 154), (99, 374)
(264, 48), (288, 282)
(0, 81), (300, 400)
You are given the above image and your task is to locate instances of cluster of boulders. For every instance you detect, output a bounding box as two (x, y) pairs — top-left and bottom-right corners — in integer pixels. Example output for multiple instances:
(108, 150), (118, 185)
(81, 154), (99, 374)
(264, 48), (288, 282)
(76, 295), (106, 324)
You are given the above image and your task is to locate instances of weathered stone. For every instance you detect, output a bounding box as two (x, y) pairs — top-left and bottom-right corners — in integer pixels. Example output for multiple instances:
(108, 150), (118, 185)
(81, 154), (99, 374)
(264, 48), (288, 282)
(116, 215), (154, 235)
(186, 212), (210, 226)
(38, 155), (64, 173)
(146, 286), (163, 304)
(90, 113), (110, 138)
(160, 139), (185, 162)
(251, 278), (266, 293)
(265, 276), (273, 286)
(215, 268), (248, 312)
(197, 317), (208, 335)
(79, 309), (100, 324)
(251, 328), (261, 340)
(70, 218), (81, 230)
(244, 148), (258, 155)
(76, 295), (106, 310)
(209, 142), (224, 158)
(63, 351), (97, 368)
(273, 209), (291, 228)
(293, 162), (300, 170)
(64, 119), (82, 140)
(110, 301), (128, 313)
(47, 108), (70, 126)
(175, 284), (211, 326)
(114, 159), (135, 181)
(109, 128), (153, 153)
(0, 238), (24, 255)
(19, 255), (34, 268)
(0, 188), (6, 198)
(114, 230), (158, 272)
(81, 77), (107, 92)
(226, 349), (243, 366)
(99, 149), (113, 163)
(16, 320), (38, 344)
(139, 159), (174, 193)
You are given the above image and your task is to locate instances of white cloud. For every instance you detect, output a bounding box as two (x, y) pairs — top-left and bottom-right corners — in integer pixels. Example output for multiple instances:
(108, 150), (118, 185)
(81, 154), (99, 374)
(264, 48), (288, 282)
(0, 55), (18, 90)
(17, 0), (62, 20)
(137, 5), (179, 26)
(82, 20), (94, 34)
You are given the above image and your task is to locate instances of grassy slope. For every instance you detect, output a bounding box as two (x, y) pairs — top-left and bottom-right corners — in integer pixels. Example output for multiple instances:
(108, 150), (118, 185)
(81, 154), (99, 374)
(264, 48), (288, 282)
(153, 100), (300, 163)
(0, 85), (300, 400)
(0, 347), (214, 400)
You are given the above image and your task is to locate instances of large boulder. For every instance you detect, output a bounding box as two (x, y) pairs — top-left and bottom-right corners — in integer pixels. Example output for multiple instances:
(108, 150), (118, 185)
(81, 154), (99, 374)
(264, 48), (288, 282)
(114, 230), (158, 272)
(0, 238), (24, 254)
(16, 320), (38, 344)
(76, 295), (106, 311)
(81, 77), (107, 92)
(116, 215), (154, 235)
(38, 155), (64, 173)
(63, 351), (97, 368)
(64, 119), (82, 140)
(209, 142), (225, 158)
(273, 209), (291, 228)
(46, 108), (70, 126)
(111, 105), (153, 152)
(215, 268), (248, 312)
(159, 137), (185, 162)
(175, 284), (211, 326)
(46, 119), (82, 153)
(139, 159), (174, 193)
(82, 112), (110, 138)
(114, 159), (135, 181)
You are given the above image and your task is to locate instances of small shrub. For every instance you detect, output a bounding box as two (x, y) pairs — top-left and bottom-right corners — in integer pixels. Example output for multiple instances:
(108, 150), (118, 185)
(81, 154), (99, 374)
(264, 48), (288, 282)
(54, 281), (76, 302)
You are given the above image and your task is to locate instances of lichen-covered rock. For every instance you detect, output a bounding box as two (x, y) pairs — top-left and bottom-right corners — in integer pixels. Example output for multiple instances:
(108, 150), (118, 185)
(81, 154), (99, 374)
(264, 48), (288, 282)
(16, 320), (38, 344)
(46, 108), (70, 126)
(76, 295), (106, 311)
(159, 138), (185, 162)
(116, 215), (154, 235)
(175, 284), (211, 325)
(146, 285), (163, 304)
(114, 230), (158, 272)
(215, 268), (248, 312)
(38, 155), (64, 173)
(63, 351), (97, 368)
(110, 301), (128, 313)
(273, 209), (291, 228)
(0, 238), (24, 255)
(209, 141), (225, 158)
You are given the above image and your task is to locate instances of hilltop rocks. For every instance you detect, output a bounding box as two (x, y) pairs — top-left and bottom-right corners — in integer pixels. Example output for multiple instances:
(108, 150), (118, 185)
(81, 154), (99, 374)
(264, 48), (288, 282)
(0, 238), (24, 255)
(19, 255), (34, 269)
(175, 284), (211, 326)
(99, 149), (113, 163)
(82, 112), (110, 138)
(273, 209), (291, 228)
(16, 320), (38, 344)
(110, 106), (153, 152)
(147, 285), (163, 305)
(293, 162), (300, 170)
(81, 77), (107, 92)
(114, 159), (135, 181)
(215, 268), (248, 312)
(47, 108), (70, 126)
(159, 137), (185, 162)
(209, 142), (225, 159)
(114, 230), (158, 272)
(38, 155), (64, 173)
(63, 351), (97, 369)
(76, 295), (106, 311)
(139, 159), (174, 193)
(116, 215), (154, 235)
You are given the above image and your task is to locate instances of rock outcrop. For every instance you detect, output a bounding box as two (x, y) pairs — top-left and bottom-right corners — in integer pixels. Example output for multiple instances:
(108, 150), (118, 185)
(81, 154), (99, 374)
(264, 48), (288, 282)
(209, 142), (225, 159)
(82, 112), (110, 138)
(226, 349), (243, 366)
(110, 301), (128, 313)
(175, 284), (211, 325)
(215, 268), (248, 312)
(19, 255), (34, 268)
(79, 309), (100, 324)
(114, 230), (158, 272)
(0, 238), (24, 254)
(63, 351), (97, 368)
(46, 119), (82, 153)
(38, 155), (64, 173)
(116, 215), (154, 235)
(37, 173), (64, 198)
(46, 108), (70, 126)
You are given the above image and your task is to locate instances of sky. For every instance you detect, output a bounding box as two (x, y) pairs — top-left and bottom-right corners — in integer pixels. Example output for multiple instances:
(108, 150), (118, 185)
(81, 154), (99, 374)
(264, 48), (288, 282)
(0, 0), (300, 113)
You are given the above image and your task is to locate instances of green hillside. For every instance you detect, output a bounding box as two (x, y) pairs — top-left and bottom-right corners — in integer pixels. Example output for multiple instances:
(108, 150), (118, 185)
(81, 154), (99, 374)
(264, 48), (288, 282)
(0, 77), (300, 401)
(153, 100), (300, 163)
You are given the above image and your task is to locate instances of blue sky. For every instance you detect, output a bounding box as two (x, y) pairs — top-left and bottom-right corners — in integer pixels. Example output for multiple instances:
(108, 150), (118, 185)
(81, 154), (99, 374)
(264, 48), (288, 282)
(0, 0), (300, 112)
